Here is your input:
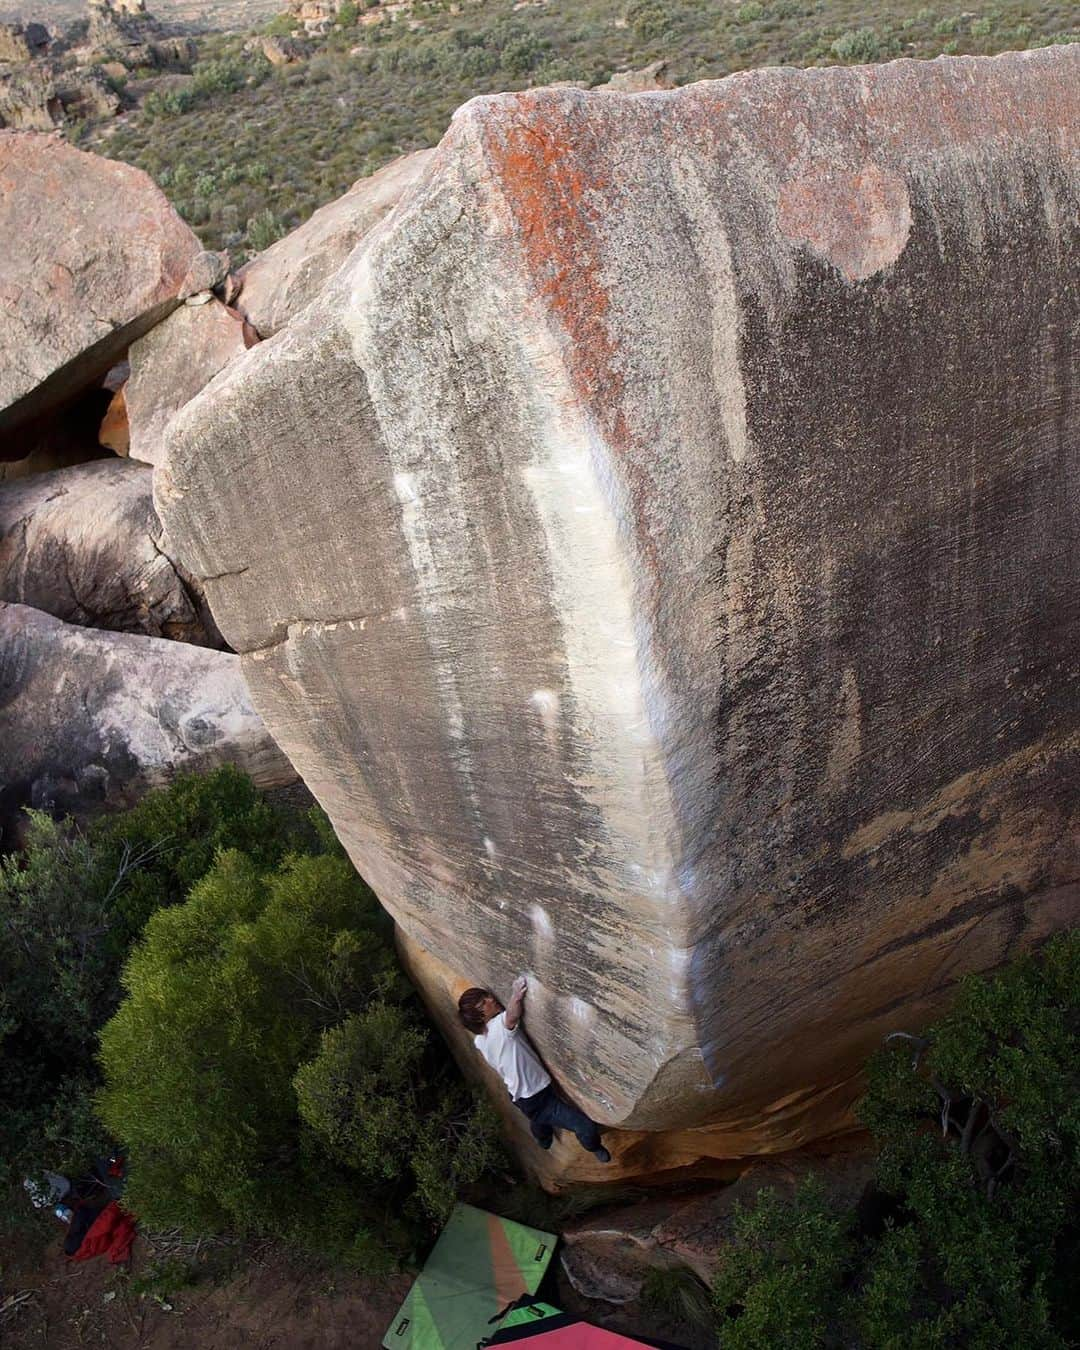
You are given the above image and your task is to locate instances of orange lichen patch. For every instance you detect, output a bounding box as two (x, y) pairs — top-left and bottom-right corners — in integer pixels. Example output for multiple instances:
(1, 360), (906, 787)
(481, 102), (626, 435)
(478, 95), (667, 576)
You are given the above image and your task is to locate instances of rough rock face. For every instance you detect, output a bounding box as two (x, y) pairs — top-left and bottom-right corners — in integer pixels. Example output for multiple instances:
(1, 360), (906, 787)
(234, 148), (434, 337)
(561, 1151), (874, 1299)
(159, 50), (1080, 1164)
(82, 0), (195, 70)
(0, 601), (294, 842)
(0, 133), (200, 444)
(0, 62), (122, 131)
(0, 458), (222, 645)
(0, 21), (50, 62)
(0, 64), (60, 130)
(126, 299), (249, 467)
(247, 34), (310, 66)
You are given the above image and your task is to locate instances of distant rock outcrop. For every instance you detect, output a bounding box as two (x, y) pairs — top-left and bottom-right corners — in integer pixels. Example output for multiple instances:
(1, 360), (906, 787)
(234, 147), (434, 337)
(0, 60), (120, 130)
(0, 63), (60, 129)
(246, 33), (310, 65)
(0, 132), (201, 446)
(81, 0), (195, 70)
(0, 21), (50, 63)
(0, 458), (222, 645)
(0, 600), (295, 842)
(159, 47), (1080, 1174)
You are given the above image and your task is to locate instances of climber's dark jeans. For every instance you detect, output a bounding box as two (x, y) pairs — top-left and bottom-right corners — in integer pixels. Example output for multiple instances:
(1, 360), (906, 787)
(513, 1084), (602, 1152)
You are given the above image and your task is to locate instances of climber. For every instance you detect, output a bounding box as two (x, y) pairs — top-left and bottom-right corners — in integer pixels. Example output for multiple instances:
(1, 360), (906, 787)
(457, 976), (611, 1163)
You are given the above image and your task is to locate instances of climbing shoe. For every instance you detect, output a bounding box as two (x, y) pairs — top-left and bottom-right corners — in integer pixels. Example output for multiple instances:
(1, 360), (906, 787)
(592, 1147), (612, 1163)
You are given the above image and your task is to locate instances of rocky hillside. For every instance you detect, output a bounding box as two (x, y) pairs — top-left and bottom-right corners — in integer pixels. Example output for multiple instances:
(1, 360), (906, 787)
(70, 0), (1080, 259)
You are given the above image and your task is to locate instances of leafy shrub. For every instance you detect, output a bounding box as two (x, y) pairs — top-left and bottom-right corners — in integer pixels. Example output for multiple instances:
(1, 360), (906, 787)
(712, 1177), (852, 1349)
(0, 769), (325, 1187)
(295, 1003), (504, 1224)
(192, 54), (262, 97)
(0, 813), (117, 1182)
(97, 844), (503, 1262)
(264, 11), (298, 36)
(246, 207), (286, 251)
(143, 86), (196, 118)
(830, 27), (885, 62)
(627, 1), (673, 42)
(711, 932), (1080, 1347)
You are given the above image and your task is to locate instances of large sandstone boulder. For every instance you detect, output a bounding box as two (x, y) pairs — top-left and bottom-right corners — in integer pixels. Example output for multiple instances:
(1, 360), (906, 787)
(0, 458), (222, 645)
(234, 148), (434, 337)
(125, 298), (249, 467)
(0, 133), (201, 445)
(0, 601), (294, 842)
(158, 49), (1080, 1167)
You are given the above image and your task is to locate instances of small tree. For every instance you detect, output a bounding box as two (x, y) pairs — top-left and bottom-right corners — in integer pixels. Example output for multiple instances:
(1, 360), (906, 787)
(97, 850), (399, 1241)
(711, 932), (1080, 1347)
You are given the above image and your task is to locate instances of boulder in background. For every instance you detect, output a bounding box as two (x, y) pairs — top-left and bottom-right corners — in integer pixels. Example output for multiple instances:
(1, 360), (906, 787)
(0, 132), (200, 446)
(0, 600), (295, 844)
(0, 458), (223, 645)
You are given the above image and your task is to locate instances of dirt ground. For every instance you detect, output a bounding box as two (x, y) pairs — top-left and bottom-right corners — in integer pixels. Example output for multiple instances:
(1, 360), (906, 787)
(0, 1228), (412, 1350)
(0, 1216), (707, 1350)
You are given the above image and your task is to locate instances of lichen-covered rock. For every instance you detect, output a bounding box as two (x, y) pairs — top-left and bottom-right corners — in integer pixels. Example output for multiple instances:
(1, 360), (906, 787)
(234, 148), (434, 337)
(124, 298), (249, 468)
(0, 458), (222, 645)
(176, 249), (230, 301)
(158, 50), (1080, 1164)
(0, 133), (200, 444)
(0, 65), (61, 130)
(82, 0), (195, 70)
(0, 600), (294, 840)
(0, 21), (50, 63)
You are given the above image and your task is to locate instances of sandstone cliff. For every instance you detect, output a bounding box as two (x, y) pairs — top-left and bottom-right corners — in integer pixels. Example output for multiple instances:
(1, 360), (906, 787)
(158, 47), (1080, 1170)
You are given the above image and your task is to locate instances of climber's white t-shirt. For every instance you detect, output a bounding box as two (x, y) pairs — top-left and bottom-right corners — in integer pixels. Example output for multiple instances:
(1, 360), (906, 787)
(474, 1012), (551, 1101)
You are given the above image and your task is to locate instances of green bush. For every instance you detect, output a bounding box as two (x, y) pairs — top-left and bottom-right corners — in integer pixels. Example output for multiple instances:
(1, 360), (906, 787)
(0, 813), (117, 1183)
(711, 932), (1080, 1347)
(0, 769), (326, 1188)
(712, 1177), (852, 1349)
(246, 207), (286, 251)
(295, 1003), (504, 1224)
(97, 844), (503, 1262)
(627, 1), (673, 42)
(830, 27), (885, 62)
(264, 11), (297, 36)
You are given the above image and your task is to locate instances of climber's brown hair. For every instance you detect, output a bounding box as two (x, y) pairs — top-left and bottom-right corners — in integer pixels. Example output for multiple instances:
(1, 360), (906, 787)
(458, 987), (492, 1034)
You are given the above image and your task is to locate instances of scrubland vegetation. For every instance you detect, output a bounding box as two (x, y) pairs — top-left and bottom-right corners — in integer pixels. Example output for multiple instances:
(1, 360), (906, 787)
(82, 0), (1080, 256)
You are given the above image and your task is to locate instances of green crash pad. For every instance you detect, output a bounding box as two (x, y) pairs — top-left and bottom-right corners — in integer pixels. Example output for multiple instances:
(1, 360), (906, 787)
(382, 1205), (557, 1350)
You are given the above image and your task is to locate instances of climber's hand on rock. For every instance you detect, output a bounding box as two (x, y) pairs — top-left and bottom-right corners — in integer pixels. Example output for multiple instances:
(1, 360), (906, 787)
(512, 975), (528, 998)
